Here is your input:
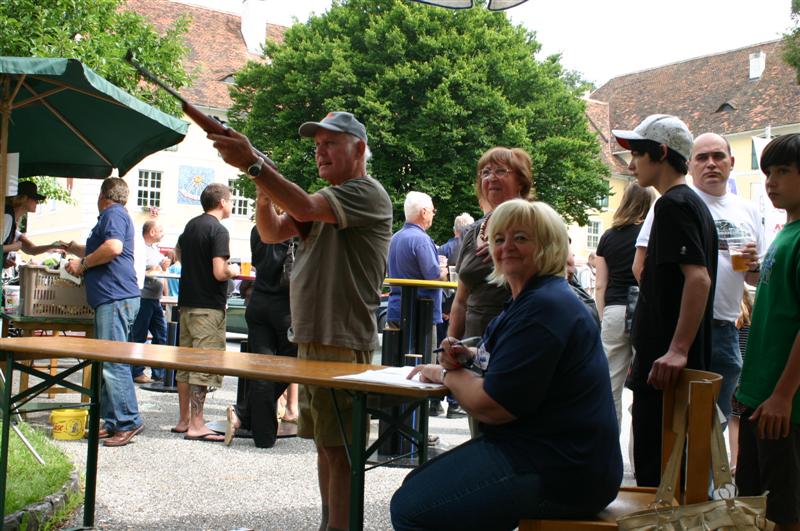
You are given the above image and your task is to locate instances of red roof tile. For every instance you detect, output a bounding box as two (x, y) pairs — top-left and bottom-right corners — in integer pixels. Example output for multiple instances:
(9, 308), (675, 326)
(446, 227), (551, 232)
(584, 98), (629, 174)
(123, 0), (286, 110)
(591, 40), (800, 152)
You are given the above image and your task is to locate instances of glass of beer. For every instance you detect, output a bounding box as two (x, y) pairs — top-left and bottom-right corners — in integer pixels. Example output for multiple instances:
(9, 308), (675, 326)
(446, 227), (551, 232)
(726, 237), (751, 272)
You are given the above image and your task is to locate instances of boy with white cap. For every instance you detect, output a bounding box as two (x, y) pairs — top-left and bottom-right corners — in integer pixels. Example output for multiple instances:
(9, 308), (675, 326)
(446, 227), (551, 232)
(612, 114), (718, 486)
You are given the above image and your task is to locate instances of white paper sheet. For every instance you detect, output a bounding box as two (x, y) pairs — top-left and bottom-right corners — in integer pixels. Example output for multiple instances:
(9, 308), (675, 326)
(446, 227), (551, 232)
(333, 366), (442, 389)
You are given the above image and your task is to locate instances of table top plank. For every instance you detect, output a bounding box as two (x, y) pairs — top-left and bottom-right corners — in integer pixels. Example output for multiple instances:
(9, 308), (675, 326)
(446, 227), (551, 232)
(0, 336), (446, 398)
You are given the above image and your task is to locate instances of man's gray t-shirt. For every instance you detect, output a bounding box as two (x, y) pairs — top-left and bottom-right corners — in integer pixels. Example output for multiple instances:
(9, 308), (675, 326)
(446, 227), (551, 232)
(288, 176), (392, 352)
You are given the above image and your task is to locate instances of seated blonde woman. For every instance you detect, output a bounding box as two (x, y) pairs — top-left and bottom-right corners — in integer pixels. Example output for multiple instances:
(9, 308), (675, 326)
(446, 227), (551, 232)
(390, 199), (622, 530)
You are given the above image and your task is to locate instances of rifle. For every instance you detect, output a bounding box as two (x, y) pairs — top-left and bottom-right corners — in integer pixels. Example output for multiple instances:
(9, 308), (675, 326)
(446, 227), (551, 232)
(125, 52), (310, 238)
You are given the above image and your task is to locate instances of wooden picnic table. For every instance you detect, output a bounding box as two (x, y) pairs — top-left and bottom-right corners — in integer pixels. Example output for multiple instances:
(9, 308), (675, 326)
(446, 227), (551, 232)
(0, 336), (447, 531)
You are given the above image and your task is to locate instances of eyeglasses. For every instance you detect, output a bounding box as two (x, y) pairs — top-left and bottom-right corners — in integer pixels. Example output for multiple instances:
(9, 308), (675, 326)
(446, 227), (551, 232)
(480, 167), (512, 179)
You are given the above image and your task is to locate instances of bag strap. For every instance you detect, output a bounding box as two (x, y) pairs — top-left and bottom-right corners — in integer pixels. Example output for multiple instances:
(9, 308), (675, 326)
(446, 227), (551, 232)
(653, 391), (734, 505)
(709, 407), (735, 489)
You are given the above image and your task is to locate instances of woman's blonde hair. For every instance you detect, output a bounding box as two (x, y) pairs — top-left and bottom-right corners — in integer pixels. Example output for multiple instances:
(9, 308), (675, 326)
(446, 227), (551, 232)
(611, 181), (656, 229)
(475, 147), (534, 204)
(487, 199), (568, 285)
(736, 288), (754, 329)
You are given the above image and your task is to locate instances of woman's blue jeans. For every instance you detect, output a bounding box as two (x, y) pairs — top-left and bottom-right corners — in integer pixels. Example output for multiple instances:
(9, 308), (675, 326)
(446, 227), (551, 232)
(94, 297), (142, 432)
(390, 437), (590, 531)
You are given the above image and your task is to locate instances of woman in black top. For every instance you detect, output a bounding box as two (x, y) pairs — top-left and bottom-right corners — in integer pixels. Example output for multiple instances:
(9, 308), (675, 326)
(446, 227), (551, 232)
(225, 225), (297, 448)
(594, 182), (655, 427)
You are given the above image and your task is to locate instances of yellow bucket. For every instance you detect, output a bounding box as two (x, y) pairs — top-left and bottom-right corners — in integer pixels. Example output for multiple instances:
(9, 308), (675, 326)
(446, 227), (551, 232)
(50, 409), (88, 440)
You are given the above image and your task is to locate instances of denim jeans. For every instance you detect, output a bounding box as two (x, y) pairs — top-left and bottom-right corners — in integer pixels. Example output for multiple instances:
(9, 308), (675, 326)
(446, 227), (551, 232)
(709, 321), (741, 422)
(390, 437), (594, 531)
(94, 297), (142, 432)
(130, 298), (167, 380)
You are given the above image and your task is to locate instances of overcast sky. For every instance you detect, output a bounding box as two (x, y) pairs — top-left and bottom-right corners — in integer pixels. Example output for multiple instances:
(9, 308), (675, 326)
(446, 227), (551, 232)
(179, 0), (796, 86)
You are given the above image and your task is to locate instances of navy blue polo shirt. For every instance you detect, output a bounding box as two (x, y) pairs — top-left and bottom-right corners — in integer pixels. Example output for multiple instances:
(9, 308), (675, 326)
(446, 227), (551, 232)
(84, 203), (140, 308)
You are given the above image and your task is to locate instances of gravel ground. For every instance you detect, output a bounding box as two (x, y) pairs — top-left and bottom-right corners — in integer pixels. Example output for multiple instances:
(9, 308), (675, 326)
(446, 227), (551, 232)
(19, 338), (636, 530)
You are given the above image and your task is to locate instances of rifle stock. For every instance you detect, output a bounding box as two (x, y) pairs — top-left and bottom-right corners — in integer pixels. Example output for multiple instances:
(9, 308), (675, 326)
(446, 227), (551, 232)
(125, 52), (309, 238)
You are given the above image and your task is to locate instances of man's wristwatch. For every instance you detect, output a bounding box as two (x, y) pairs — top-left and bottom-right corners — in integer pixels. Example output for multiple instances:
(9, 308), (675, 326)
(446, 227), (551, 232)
(246, 157), (264, 178)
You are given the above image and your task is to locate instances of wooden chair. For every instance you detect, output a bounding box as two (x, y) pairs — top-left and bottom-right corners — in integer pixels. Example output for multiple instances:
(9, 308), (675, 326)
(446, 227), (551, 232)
(519, 368), (723, 530)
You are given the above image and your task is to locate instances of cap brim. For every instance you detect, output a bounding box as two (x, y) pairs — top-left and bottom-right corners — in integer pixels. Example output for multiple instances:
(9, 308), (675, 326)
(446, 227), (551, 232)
(298, 121), (347, 138)
(611, 129), (644, 150)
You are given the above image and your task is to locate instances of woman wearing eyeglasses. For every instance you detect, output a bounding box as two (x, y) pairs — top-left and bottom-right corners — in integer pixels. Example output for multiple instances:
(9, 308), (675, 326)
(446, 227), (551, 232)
(447, 146), (533, 435)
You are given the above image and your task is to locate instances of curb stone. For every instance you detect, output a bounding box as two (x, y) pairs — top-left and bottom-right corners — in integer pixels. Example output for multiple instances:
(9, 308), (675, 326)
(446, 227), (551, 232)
(4, 470), (81, 531)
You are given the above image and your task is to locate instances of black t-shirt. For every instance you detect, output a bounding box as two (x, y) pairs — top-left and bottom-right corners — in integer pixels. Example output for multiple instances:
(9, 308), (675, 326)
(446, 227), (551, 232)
(630, 184), (718, 391)
(177, 213), (230, 310)
(596, 223), (642, 306)
(250, 225), (292, 299)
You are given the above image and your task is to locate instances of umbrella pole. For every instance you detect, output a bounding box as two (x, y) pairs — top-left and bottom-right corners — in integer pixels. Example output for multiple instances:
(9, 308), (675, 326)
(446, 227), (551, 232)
(0, 75), (9, 247)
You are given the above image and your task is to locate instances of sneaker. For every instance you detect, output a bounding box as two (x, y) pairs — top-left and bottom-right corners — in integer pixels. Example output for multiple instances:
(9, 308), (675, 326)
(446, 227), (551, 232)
(446, 405), (467, 419)
(427, 434), (440, 446)
(429, 401), (444, 417)
(133, 374), (152, 384)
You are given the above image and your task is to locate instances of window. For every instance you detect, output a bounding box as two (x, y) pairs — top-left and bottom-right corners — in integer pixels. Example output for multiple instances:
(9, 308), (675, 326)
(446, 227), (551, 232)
(137, 170), (162, 207)
(229, 179), (253, 217)
(596, 193), (609, 209)
(587, 220), (601, 249)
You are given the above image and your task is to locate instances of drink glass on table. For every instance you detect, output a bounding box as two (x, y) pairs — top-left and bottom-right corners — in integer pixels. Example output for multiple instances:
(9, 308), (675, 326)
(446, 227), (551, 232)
(241, 261), (252, 276)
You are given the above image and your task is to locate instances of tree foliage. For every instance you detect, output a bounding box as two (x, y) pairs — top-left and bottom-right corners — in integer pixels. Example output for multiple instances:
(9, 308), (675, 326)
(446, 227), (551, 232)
(229, 0), (609, 243)
(784, 0), (800, 82)
(0, 0), (191, 115)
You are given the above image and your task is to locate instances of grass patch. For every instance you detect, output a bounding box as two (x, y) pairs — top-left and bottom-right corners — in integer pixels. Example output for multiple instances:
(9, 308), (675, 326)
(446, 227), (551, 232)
(5, 421), (74, 516)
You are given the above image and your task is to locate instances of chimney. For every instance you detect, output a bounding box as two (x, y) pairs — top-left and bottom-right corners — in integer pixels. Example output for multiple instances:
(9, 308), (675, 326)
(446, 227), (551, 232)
(749, 51), (766, 80)
(241, 0), (268, 55)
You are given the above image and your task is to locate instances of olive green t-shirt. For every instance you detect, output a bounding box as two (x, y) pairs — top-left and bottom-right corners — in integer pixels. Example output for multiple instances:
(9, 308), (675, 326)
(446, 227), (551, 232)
(288, 176), (392, 352)
(737, 219), (800, 424)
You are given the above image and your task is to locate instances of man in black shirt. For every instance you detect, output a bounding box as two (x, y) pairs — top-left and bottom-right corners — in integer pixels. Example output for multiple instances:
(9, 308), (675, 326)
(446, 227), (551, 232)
(172, 183), (240, 442)
(613, 114), (718, 486)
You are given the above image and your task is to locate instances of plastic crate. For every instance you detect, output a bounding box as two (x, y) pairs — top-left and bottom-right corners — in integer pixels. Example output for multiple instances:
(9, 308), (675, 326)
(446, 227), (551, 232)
(20, 265), (94, 318)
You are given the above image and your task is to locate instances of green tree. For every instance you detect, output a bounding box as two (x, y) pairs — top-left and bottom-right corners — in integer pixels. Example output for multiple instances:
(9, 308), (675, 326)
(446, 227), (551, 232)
(229, 0), (609, 243)
(0, 0), (191, 197)
(784, 0), (800, 81)
(0, 0), (191, 115)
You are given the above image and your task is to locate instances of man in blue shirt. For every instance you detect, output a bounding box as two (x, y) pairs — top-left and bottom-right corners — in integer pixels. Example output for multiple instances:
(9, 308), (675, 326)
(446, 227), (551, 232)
(65, 178), (143, 447)
(387, 191), (446, 329)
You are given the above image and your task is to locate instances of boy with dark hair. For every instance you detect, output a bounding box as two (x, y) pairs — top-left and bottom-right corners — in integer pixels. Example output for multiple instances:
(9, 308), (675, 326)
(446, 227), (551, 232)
(735, 133), (800, 530)
(612, 114), (718, 486)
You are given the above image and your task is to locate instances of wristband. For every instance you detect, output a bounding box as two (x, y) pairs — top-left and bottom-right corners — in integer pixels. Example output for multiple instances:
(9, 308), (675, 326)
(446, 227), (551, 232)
(80, 257), (88, 273)
(748, 262), (761, 273)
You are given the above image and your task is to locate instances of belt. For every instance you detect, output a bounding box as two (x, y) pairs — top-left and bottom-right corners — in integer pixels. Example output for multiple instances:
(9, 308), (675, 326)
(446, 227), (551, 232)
(713, 319), (735, 327)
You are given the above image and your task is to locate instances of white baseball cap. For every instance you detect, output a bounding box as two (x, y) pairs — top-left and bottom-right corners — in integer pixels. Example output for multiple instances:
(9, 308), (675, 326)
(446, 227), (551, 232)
(612, 114), (693, 161)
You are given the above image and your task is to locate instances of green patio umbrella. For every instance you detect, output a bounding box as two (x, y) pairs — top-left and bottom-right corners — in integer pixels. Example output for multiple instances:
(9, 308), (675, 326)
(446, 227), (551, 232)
(0, 56), (188, 237)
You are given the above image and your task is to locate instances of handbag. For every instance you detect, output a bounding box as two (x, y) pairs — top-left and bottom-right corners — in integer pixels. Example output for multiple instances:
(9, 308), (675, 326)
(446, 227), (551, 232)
(617, 407), (767, 530)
